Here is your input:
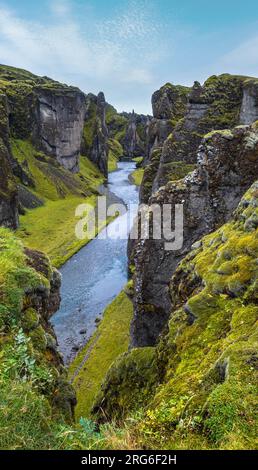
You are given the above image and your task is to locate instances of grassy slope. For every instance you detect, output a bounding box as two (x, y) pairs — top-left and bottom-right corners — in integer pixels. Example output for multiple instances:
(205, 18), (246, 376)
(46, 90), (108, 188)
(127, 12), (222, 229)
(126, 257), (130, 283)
(69, 291), (133, 420)
(12, 140), (107, 267)
(17, 195), (100, 268)
(130, 168), (144, 186)
(108, 138), (123, 173)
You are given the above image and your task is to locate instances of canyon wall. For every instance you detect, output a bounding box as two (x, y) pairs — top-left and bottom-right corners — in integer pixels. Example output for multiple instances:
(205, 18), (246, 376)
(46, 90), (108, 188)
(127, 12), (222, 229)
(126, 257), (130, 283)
(130, 74), (258, 347)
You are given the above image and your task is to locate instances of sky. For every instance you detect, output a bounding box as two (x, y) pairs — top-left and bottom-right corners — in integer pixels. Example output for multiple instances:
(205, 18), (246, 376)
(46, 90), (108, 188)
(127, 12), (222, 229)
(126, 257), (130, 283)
(0, 0), (258, 114)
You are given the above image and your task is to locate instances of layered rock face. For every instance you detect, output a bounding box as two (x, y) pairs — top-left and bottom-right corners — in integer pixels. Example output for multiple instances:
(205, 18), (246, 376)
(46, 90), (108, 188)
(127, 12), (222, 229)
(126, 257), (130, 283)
(0, 65), (87, 173)
(131, 123), (258, 347)
(144, 83), (190, 166)
(34, 88), (86, 173)
(122, 111), (148, 158)
(0, 94), (19, 228)
(141, 75), (258, 199)
(89, 92), (109, 177)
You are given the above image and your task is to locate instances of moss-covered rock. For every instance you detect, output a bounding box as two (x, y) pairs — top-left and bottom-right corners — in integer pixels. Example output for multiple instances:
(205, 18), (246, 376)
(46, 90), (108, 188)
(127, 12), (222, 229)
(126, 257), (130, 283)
(131, 123), (258, 348)
(0, 228), (76, 421)
(153, 74), (258, 189)
(93, 347), (158, 422)
(21, 307), (39, 331)
(0, 95), (19, 228)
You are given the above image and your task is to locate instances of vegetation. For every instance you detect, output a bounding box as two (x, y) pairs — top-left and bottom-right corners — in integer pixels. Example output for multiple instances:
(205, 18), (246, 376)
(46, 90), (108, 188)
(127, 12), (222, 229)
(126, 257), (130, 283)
(0, 229), (133, 450)
(89, 183), (258, 450)
(11, 140), (107, 267)
(69, 291), (133, 420)
(130, 168), (144, 186)
(108, 138), (123, 172)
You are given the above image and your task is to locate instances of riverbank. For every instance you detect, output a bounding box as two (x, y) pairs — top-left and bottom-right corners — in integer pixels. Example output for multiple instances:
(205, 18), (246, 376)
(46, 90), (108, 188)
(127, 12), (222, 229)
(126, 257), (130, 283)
(13, 139), (109, 268)
(69, 290), (133, 420)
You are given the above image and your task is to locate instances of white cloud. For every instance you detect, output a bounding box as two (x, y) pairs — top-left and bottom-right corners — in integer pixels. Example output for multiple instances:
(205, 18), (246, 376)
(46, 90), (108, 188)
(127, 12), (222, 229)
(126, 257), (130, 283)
(0, 1), (164, 112)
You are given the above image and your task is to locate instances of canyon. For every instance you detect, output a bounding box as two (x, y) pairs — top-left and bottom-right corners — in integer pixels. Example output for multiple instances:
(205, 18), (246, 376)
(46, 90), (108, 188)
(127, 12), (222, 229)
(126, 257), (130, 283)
(0, 65), (257, 450)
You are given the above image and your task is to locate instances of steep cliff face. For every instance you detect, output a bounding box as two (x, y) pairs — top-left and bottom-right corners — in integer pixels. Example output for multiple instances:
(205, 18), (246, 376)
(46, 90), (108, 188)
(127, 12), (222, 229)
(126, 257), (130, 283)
(0, 94), (19, 228)
(131, 123), (258, 347)
(34, 87), (86, 173)
(143, 83), (190, 167)
(94, 182), (258, 449)
(89, 92), (109, 177)
(141, 74), (258, 198)
(140, 83), (190, 202)
(0, 65), (114, 234)
(122, 111), (148, 158)
(0, 65), (86, 173)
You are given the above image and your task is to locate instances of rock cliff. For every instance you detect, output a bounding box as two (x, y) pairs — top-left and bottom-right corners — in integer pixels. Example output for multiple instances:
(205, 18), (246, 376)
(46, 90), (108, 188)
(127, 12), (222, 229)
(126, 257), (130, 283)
(129, 74), (258, 348)
(0, 94), (19, 228)
(0, 65), (124, 230)
(34, 87), (86, 173)
(88, 92), (109, 178)
(141, 75), (258, 201)
(131, 122), (258, 347)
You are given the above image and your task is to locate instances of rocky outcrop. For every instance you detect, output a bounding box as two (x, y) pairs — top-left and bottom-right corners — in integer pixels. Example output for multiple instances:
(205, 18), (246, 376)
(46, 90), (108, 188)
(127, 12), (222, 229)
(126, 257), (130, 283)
(34, 87), (86, 173)
(89, 92), (109, 177)
(152, 82), (190, 120)
(0, 65), (87, 173)
(140, 75), (258, 198)
(130, 123), (258, 347)
(122, 111), (148, 158)
(143, 83), (190, 166)
(22, 246), (76, 419)
(152, 75), (251, 191)
(0, 94), (19, 228)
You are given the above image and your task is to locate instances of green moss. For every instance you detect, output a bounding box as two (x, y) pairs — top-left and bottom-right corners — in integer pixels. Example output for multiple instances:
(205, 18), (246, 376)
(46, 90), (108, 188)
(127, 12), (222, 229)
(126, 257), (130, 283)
(29, 325), (47, 351)
(133, 183), (258, 449)
(160, 161), (196, 184)
(69, 291), (133, 420)
(93, 347), (158, 422)
(130, 168), (144, 186)
(0, 228), (43, 328)
(81, 100), (97, 154)
(132, 156), (144, 165)
(106, 105), (128, 144)
(204, 129), (234, 140)
(140, 149), (162, 202)
(108, 138), (123, 172)
(16, 194), (108, 268)
(11, 139), (108, 267)
(21, 308), (39, 332)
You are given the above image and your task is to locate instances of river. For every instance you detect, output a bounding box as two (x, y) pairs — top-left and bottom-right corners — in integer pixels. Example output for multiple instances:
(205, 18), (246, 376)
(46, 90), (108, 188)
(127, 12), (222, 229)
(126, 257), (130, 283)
(51, 161), (138, 363)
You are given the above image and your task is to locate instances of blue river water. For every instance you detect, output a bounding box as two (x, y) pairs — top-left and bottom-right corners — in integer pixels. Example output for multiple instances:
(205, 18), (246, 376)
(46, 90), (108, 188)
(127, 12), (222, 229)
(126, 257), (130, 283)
(51, 161), (138, 363)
